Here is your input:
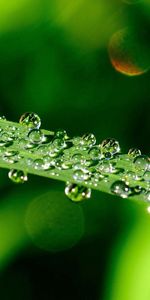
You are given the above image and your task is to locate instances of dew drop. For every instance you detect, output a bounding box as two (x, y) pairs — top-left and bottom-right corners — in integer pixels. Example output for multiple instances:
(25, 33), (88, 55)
(88, 146), (101, 160)
(111, 180), (131, 198)
(33, 158), (51, 170)
(65, 182), (91, 202)
(81, 133), (96, 148)
(73, 168), (91, 182)
(133, 155), (150, 172)
(8, 169), (28, 184)
(128, 148), (141, 158)
(143, 171), (150, 182)
(28, 129), (45, 144)
(55, 129), (69, 140)
(19, 112), (41, 129)
(100, 138), (120, 158)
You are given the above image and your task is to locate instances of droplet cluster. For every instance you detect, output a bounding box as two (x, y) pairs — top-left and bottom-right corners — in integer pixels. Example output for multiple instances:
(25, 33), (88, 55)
(0, 113), (150, 207)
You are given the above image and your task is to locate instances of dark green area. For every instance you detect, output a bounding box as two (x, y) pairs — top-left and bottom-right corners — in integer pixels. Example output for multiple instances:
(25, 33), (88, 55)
(0, 1), (150, 299)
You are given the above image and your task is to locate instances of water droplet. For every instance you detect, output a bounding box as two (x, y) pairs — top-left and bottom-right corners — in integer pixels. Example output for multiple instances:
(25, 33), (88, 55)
(52, 138), (67, 151)
(98, 161), (116, 174)
(81, 133), (96, 148)
(8, 169), (28, 184)
(88, 146), (101, 160)
(33, 158), (52, 170)
(1, 132), (13, 142)
(73, 168), (91, 182)
(28, 129), (45, 144)
(123, 170), (141, 181)
(65, 182), (91, 202)
(128, 148), (141, 158)
(100, 138), (120, 158)
(55, 158), (72, 170)
(143, 171), (150, 182)
(108, 27), (150, 76)
(55, 129), (69, 140)
(19, 112), (41, 129)
(72, 153), (83, 163)
(134, 155), (150, 172)
(111, 180), (131, 198)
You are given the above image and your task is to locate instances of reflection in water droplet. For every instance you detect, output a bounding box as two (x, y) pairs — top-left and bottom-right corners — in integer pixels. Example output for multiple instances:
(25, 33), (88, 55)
(143, 171), (150, 182)
(19, 112), (41, 129)
(111, 180), (131, 198)
(8, 169), (28, 183)
(65, 182), (91, 202)
(100, 138), (120, 158)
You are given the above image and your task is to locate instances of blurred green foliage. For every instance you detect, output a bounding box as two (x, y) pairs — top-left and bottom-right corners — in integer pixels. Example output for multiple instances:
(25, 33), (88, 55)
(0, 0), (150, 299)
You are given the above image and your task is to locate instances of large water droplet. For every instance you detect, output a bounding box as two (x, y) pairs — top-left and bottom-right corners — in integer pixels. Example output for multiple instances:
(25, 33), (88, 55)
(28, 129), (45, 144)
(8, 169), (28, 184)
(65, 182), (91, 202)
(19, 112), (41, 129)
(100, 138), (120, 158)
(111, 180), (131, 198)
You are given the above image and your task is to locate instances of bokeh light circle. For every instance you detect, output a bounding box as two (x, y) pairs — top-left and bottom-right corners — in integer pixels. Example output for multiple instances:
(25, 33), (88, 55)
(25, 190), (85, 252)
(108, 27), (150, 76)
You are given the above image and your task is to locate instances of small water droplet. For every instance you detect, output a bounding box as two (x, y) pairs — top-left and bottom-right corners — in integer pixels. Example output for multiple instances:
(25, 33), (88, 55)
(128, 148), (141, 158)
(33, 158), (52, 170)
(55, 158), (72, 170)
(143, 171), (150, 182)
(111, 180), (131, 198)
(88, 146), (101, 160)
(19, 112), (41, 129)
(65, 182), (91, 202)
(73, 168), (91, 182)
(100, 138), (120, 158)
(81, 133), (96, 148)
(55, 129), (69, 140)
(98, 161), (116, 174)
(8, 169), (28, 184)
(134, 155), (150, 172)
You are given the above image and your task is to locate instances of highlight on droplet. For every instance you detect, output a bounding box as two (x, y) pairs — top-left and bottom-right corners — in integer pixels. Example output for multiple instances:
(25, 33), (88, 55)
(108, 27), (150, 76)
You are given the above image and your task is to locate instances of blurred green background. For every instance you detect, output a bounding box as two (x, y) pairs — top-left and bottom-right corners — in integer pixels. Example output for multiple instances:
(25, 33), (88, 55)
(0, 0), (150, 299)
